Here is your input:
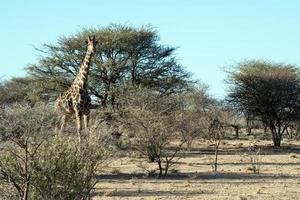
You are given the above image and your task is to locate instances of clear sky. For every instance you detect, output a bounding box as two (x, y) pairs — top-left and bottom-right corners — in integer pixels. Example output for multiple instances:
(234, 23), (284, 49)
(1, 0), (300, 98)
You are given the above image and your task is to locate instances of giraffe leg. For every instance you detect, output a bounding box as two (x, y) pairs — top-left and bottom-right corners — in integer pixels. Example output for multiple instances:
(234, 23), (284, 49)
(83, 114), (90, 141)
(83, 114), (89, 129)
(75, 110), (83, 144)
(58, 114), (68, 136)
(76, 116), (82, 145)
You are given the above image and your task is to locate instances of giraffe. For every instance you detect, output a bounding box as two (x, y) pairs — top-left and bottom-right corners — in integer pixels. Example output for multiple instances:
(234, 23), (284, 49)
(55, 35), (97, 143)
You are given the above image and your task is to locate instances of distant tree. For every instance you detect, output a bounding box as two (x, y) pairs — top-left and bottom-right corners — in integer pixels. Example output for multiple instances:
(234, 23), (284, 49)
(0, 77), (50, 108)
(227, 60), (300, 147)
(219, 104), (244, 139)
(26, 24), (192, 108)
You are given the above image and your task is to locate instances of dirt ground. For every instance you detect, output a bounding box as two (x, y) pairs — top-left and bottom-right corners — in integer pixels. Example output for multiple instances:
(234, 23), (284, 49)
(93, 139), (300, 200)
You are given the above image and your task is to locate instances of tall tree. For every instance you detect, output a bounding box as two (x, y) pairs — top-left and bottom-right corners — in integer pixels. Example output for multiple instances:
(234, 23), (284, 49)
(227, 60), (300, 146)
(26, 24), (191, 108)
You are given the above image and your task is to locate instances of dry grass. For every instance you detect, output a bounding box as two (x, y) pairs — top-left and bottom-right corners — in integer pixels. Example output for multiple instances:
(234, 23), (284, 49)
(92, 139), (300, 200)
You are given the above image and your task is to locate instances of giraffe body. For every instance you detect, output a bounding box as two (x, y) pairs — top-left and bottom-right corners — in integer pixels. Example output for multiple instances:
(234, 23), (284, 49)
(55, 36), (97, 142)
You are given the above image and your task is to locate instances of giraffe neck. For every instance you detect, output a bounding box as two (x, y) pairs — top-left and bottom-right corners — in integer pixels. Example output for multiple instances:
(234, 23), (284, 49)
(72, 48), (93, 89)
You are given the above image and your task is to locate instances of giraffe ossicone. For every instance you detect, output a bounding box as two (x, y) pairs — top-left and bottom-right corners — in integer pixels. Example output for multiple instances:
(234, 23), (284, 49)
(55, 35), (97, 143)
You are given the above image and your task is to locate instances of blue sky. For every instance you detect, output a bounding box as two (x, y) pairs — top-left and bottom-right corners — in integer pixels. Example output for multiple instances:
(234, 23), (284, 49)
(1, 0), (300, 98)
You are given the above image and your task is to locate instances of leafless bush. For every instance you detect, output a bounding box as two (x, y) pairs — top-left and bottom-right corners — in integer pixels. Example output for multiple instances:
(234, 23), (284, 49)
(121, 88), (187, 176)
(176, 87), (214, 150)
(175, 111), (204, 151)
(202, 105), (229, 173)
(247, 141), (261, 174)
(125, 107), (186, 176)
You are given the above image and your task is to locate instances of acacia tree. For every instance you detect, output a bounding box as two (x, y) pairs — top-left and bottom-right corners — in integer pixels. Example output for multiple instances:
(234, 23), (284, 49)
(227, 60), (300, 147)
(26, 24), (191, 108)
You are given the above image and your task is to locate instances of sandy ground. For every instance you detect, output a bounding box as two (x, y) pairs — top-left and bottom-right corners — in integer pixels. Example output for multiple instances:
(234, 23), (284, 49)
(92, 139), (300, 200)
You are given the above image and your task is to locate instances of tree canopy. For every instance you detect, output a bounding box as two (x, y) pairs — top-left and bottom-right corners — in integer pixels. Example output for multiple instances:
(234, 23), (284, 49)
(227, 60), (300, 146)
(26, 24), (192, 108)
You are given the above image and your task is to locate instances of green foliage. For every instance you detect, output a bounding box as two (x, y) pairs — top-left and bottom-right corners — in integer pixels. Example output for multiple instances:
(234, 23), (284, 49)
(31, 136), (108, 200)
(0, 104), (57, 199)
(0, 77), (51, 108)
(0, 144), (26, 199)
(230, 60), (299, 81)
(0, 181), (18, 200)
(0, 104), (111, 200)
(0, 103), (58, 141)
(26, 24), (192, 107)
(0, 135), (109, 200)
(227, 59), (300, 146)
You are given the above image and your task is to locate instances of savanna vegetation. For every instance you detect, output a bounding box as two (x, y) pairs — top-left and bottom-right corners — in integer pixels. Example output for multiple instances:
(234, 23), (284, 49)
(0, 25), (299, 199)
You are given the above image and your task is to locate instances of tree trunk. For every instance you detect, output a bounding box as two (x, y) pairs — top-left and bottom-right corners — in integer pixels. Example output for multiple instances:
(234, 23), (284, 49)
(22, 179), (30, 200)
(273, 137), (281, 147)
(270, 128), (281, 147)
(157, 160), (163, 176)
(214, 147), (218, 172)
(147, 147), (155, 162)
(164, 161), (170, 176)
(232, 125), (239, 139)
(214, 141), (220, 172)
(246, 120), (252, 135)
(263, 125), (268, 137)
(187, 140), (192, 152)
(22, 145), (30, 200)
(235, 127), (239, 139)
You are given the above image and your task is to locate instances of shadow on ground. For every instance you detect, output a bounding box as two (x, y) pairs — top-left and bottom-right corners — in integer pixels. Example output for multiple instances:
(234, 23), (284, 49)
(186, 161), (300, 166)
(93, 189), (212, 198)
(174, 145), (300, 156)
(96, 171), (300, 181)
(93, 171), (299, 197)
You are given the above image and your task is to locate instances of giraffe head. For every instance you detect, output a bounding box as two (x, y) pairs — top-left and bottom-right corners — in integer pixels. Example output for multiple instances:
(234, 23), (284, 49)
(87, 35), (97, 54)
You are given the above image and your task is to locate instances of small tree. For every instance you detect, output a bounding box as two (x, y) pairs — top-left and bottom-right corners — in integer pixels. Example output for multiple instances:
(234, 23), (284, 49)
(123, 88), (187, 176)
(128, 108), (185, 176)
(203, 107), (226, 173)
(227, 60), (300, 146)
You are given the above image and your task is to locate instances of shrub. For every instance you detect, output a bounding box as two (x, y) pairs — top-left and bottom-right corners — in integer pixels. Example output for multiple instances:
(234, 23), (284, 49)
(0, 104), (112, 199)
(0, 103), (58, 200)
(31, 136), (110, 200)
(122, 88), (187, 176)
